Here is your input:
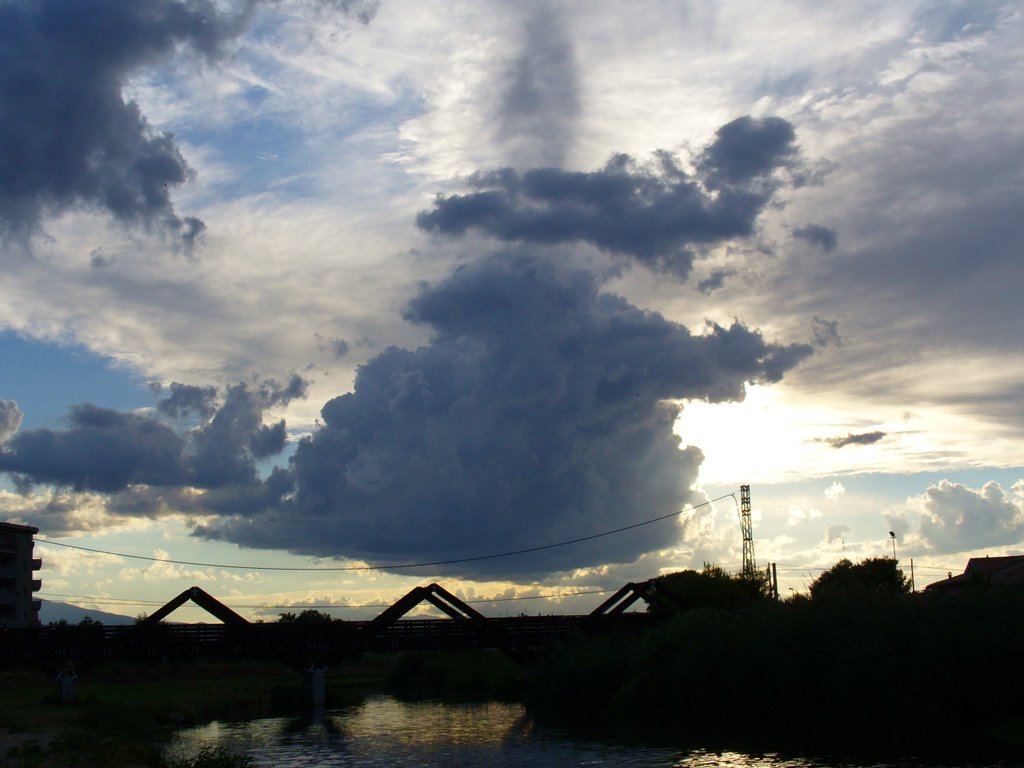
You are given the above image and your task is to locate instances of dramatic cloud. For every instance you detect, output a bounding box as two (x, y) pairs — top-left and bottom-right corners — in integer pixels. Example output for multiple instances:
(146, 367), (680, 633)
(817, 431), (886, 449)
(0, 0), (254, 243)
(694, 116), (797, 189)
(156, 383), (218, 422)
(0, 0), (376, 247)
(186, 379), (303, 488)
(0, 377), (304, 493)
(0, 399), (22, 443)
(199, 252), (812, 578)
(917, 479), (1024, 553)
(416, 116), (801, 276)
(0, 404), (186, 493)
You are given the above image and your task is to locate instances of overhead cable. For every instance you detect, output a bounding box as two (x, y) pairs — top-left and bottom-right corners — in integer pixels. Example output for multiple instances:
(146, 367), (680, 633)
(35, 494), (730, 572)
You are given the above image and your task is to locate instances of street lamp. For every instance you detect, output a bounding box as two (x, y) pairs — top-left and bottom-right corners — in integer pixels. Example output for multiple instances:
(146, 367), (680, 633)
(889, 530), (897, 560)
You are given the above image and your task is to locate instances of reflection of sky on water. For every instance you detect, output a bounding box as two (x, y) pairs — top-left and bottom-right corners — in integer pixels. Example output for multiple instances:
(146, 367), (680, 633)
(168, 694), (997, 768)
(168, 695), (678, 766)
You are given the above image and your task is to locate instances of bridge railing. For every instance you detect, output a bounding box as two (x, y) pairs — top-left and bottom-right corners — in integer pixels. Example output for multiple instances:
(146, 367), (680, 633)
(0, 611), (658, 665)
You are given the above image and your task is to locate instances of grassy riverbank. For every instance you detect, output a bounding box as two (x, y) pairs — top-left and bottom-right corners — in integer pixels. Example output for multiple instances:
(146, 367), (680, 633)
(0, 656), (395, 767)
(526, 589), (1024, 759)
(0, 650), (528, 767)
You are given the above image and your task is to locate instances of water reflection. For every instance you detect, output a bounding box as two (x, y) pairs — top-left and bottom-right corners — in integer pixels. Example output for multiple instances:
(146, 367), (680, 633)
(166, 695), (1013, 768)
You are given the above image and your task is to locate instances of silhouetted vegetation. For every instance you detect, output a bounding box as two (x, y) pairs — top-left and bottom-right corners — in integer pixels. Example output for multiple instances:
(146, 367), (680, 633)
(808, 556), (911, 599)
(528, 562), (1024, 758)
(276, 609), (338, 623)
(648, 564), (771, 615)
(385, 650), (527, 702)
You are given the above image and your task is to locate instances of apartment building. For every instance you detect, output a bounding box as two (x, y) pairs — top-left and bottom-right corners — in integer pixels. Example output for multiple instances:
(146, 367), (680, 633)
(0, 521), (42, 628)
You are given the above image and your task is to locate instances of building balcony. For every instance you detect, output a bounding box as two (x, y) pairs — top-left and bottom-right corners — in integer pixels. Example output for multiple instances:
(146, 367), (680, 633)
(31, 579), (42, 592)
(31, 599), (41, 612)
(32, 558), (42, 570)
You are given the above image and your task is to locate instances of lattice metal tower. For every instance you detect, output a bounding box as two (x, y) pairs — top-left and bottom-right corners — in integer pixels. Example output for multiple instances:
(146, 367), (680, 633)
(740, 484), (757, 579)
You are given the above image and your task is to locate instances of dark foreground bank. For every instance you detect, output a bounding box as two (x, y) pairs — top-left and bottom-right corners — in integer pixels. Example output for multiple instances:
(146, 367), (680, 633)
(0, 657), (396, 767)
(4, 590), (1023, 765)
(527, 588), (1024, 759)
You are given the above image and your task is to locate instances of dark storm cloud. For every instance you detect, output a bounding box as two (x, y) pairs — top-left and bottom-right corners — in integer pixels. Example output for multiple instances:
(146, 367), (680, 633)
(497, 4), (580, 167)
(793, 224), (838, 252)
(416, 117), (800, 276)
(0, 376), (305, 493)
(176, 376), (305, 488)
(816, 430), (886, 449)
(695, 116), (797, 188)
(0, 0), (256, 242)
(0, 0), (374, 245)
(157, 383), (219, 421)
(198, 253), (812, 578)
(0, 400), (24, 443)
(0, 404), (187, 492)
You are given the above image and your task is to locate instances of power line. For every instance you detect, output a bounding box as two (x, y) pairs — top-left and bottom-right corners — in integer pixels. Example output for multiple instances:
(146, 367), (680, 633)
(35, 494), (731, 572)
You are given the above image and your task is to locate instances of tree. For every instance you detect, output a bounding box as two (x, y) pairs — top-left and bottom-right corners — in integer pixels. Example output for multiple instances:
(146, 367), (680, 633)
(809, 556), (911, 600)
(649, 564), (771, 614)
(277, 609), (336, 623)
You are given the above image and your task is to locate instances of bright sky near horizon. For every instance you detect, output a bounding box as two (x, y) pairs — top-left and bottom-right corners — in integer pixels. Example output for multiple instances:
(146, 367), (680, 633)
(1, 0), (1022, 622)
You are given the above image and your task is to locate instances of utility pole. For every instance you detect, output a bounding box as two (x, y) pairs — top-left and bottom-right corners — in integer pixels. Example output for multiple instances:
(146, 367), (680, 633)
(740, 484), (756, 579)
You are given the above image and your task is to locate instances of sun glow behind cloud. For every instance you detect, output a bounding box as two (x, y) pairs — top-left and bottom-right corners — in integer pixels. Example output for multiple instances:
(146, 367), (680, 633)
(676, 372), (1024, 488)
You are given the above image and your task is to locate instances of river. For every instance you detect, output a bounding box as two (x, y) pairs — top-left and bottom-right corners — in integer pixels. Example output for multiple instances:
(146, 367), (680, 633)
(164, 694), (1013, 767)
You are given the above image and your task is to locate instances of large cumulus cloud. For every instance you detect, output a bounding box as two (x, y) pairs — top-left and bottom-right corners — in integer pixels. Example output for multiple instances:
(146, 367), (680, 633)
(199, 253), (812, 577)
(0, 375), (305, 493)
(416, 116), (800, 276)
(916, 479), (1024, 553)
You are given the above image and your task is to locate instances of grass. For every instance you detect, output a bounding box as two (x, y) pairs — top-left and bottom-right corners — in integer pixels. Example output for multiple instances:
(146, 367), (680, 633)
(0, 656), (395, 768)
(0, 650), (519, 766)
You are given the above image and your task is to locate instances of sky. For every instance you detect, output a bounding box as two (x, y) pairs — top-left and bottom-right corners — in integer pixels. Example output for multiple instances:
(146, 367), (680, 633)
(1, 0), (1022, 622)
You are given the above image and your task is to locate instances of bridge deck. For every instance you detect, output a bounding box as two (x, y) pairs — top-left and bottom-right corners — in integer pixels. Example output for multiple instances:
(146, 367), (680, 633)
(1, 614), (656, 665)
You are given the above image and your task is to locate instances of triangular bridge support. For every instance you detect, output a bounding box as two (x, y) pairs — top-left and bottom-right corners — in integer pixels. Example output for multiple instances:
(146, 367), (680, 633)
(366, 583), (529, 663)
(368, 583), (487, 630)
(141, 586), (250, 627)
(590, 579), (687, 616)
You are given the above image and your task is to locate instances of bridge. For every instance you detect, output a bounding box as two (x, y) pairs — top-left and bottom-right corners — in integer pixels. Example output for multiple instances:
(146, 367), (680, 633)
(1, 579), (679, 703)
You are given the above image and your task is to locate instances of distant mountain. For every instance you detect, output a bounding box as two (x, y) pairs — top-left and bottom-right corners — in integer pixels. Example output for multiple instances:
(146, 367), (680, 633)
(38, 600), (135, 626)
